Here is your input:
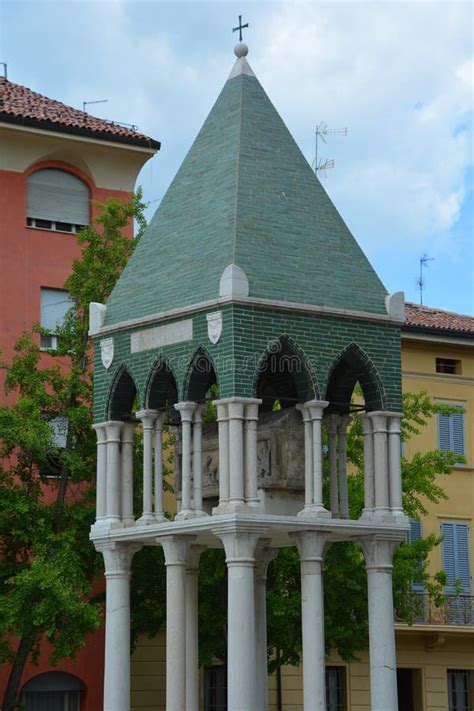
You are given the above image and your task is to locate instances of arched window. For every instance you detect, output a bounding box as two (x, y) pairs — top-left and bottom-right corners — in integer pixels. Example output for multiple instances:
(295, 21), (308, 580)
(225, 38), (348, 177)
(21, 671), (85, 711)
(27, 168), (89, 233)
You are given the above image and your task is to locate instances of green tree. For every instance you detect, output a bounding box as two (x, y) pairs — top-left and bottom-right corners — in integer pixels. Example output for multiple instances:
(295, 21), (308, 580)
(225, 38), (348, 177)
(0, 191), (146, 711)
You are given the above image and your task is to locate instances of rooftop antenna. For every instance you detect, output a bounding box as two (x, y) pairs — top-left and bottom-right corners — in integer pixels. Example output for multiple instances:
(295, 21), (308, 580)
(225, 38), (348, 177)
(0, 62), (7, 79)
(82, 99), (108, 113)
(418, 253), (435, 305)
(313, 122), (347, 176)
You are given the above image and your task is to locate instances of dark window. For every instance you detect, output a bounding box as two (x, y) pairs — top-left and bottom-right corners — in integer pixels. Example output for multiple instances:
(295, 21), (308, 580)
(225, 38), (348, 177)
(27, 168), (89, 233)
(204, 665), (227, 711)
(326, 666), (347, 711)
(448, 670), (472, 711)
(40, 288), (74, 350)
(21, 672), (84, 711)
(436, 358), (462, 375)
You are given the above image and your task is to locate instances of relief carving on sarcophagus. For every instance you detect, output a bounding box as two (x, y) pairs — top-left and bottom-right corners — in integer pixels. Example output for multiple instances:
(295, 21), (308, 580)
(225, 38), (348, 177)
(174, 408), (305, 512)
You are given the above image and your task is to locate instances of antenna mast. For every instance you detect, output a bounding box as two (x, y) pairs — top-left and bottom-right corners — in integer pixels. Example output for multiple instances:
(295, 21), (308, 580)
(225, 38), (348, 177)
(314, 122), (347, 176)
(418, 254), (435, 305)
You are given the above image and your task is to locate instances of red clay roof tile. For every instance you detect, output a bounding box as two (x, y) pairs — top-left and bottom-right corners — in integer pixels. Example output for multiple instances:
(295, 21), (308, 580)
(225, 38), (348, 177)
(0, 76), (160, 150)
(404, 302), (474, 335)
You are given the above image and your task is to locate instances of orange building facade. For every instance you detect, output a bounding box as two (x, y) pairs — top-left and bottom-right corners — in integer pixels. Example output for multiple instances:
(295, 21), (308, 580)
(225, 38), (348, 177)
(0, 75), (159, 710)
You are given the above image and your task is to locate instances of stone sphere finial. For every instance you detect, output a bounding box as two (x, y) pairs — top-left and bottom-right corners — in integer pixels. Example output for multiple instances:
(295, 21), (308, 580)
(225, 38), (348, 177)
(234, 42), (248, 58)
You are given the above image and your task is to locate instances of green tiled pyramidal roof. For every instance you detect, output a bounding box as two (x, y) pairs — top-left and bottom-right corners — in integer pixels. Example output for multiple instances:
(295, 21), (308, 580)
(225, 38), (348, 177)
(105, 47), (387, 327)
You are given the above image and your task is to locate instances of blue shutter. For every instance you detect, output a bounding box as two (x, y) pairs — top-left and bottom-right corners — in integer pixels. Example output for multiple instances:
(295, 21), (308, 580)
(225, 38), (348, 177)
(441, 522), (471, 594)
(409, 520), (424, 593)
(438, 407), (465, 456)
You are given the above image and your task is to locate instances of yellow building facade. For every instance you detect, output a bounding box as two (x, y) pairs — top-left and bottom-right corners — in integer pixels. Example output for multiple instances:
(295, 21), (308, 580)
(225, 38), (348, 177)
(131, 302), (474, 711)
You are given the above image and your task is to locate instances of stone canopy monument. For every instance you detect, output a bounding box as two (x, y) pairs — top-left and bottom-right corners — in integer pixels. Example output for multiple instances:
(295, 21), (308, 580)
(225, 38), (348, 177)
(89, 34), (409, 711)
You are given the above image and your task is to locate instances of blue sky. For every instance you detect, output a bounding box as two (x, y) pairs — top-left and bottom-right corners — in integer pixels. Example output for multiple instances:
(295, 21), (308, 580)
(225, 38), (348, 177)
(1, 0), (473, 314)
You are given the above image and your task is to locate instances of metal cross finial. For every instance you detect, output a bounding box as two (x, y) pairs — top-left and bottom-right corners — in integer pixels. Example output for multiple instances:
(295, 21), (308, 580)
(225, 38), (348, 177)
(233, 14), (249, 42)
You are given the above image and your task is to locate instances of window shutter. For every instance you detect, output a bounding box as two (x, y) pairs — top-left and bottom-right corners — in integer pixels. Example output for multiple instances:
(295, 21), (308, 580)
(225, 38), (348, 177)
(409, 520), (424, 593)
(40, 289), (74, 333)
(438, 413), (452, 451)
(452, 411), (465, 455)
(441, 522), (471, 594)
(27, 169), (89, 225)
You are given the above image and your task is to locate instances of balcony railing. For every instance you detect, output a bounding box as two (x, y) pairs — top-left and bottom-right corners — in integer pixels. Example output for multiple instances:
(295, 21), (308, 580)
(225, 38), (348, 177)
(397, 593), (474, 626)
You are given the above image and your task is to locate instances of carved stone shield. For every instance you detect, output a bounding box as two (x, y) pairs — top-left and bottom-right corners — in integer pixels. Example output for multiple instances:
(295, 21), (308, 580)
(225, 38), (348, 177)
(207, 311), (223, 345)
(100, 337), (114, 370)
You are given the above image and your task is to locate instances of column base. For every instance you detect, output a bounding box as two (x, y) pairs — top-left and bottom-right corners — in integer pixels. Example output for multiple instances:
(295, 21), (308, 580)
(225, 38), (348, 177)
(362, 508), (408, 525)
(297, 505), (331, 518)
(212, 500), (261, 515)
(91, 519), (124, 536)
(136, 513), (157, 526)
(175, 508), (203, 520)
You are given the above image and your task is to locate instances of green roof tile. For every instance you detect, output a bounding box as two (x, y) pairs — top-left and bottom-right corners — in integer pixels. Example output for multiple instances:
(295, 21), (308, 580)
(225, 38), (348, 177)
(105, 52), (387, 326)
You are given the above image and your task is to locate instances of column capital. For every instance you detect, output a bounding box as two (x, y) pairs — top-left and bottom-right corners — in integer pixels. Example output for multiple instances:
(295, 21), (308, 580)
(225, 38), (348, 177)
(366, 410), (392, 432)
(359, 534), (404, 571)
(296, 402), (311, 422)
(291, 531), (331, 563)
(255, 540), (278, 581)
(301, 399), (329, 420)
(214, 396), (262, 406)
(136, 409), (159, 428)
(104, 420), (124, 441)
(244, 399), (261, 421)
(387, 412), (403, 433)
(214, 525), (269, 564)
(186, 544), (206, 573)
(323, 412), (341, 434)
(174, 401), (197, 422)
(92, 422), (108, 442)
(357, 413), (373, 435)
(154, 410), (167, 431)
(96, 541), (142, 576)
(192, 403), (206, 424)
(121, 420), (137, 444)
(337, 413), (352, 431)
(159, 535), (197, 565)
(214, 400), (229, 422)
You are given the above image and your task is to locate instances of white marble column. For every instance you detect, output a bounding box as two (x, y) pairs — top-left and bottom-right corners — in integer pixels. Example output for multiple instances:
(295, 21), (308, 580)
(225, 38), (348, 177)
(215, 401), (230, 509)
(361, 536), (401, 711)
(98, 542), (141, 711)
(324, 414), (339, 517)
(388, 413), (404, 517)
(294, 532), (329, 711)
(368, 412), (390, 516)
(255, 544), (278, 711)
(92, 423), (107, 525)
(244, 400), (262, 508)
(186, 545), (205, 711)
(217, 528), (262, 711)
(105, 421), (123, 525)
(154, 412), (167, 522)
(175, 402), (197, 519)
(160, 535), (195, 711)
(121, 422), (136, 526)
(192, 404), (207, 517)
(228, 400), (245, 507)
(359, 414), (375, 519)
(136, 409), (158, 525)
(296, 404), (313, 510)
(337, 414), (352, 519)
(298, 400), (330, 517)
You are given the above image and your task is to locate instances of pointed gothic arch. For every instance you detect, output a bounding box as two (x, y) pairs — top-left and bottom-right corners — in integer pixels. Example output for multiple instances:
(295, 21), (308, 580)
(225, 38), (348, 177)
(325, 342), (385, 414)
(183, 347), (218, 402)
(145, 356), (178, 411)
(254, 335), (318, 411)
(108, 365), (138, 421)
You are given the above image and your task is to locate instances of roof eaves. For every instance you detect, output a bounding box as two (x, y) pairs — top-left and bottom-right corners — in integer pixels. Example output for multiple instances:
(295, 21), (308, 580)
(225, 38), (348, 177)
(402, 323), (474, 339)
(0, 112), (161, 151)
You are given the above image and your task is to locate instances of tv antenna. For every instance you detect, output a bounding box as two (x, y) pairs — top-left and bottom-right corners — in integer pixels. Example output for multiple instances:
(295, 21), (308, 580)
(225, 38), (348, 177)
(418, 254), (435, 305)
(82, 99), (108, 113)
(313, 122), (347, 176)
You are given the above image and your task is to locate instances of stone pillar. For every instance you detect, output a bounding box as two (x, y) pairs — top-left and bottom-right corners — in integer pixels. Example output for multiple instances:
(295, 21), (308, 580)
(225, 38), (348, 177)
(98, 542), (140, 711)
(293, 532), (329, 711)
(136, 410), (158, 525)
(388, 413), (404, 517)
(192, 404), (207, 516)
(215, 401), (230, 508)
(255, 543), (278, 711)
(296, 404), (313, 510)
(324, 414), (339, 517)
(359, 414), (375, 519)
(298, 400), (330, 517)
(154, 412), (167, 522)
(217, 528), (263, 711)
(361, 536), (401, 711)
(105, 421), (123, 524)
(368, 412), (390, 516)
(337, 414), (352, 519)
(186, 545), (205, 711)
(244, 399), (262, 508)
(228, 400), (245, 507)
(160, 535), (195, 711)
(92, 423), (107, 524)
(121, 422), (136, 527)
(175, 402), (197, 519)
